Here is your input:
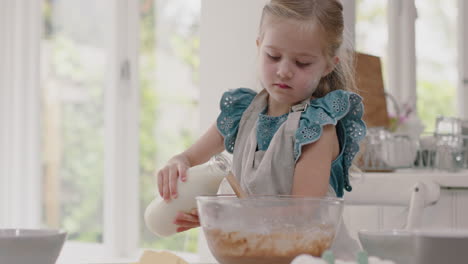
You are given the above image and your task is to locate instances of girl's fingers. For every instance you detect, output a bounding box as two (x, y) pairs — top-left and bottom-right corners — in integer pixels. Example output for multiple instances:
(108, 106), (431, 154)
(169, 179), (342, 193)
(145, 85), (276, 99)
(156, 171), (163, 197)
(174, 220), (201, 229)
(175, 212), (199, 223)
(176, 227), (193, 233)
(174, 212), (200, 230)
(168, 166), (179, 199)
(178, 164), (188, 182)
(162, 171), (170, 201)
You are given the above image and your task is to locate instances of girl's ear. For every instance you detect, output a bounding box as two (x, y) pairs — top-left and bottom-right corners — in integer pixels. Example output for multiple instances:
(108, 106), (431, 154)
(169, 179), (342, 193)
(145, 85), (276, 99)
(256, 38), (260, 48)
(323, 56), (339, 77)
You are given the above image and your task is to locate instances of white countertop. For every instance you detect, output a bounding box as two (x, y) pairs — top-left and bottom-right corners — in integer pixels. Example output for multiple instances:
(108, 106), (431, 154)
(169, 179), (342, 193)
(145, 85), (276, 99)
(84, 262), (216, 264)
(352, 169), (468, 188)
(344, 169), (468, 207)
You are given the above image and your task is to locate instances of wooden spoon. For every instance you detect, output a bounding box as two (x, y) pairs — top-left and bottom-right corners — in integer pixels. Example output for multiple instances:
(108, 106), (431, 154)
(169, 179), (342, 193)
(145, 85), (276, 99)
(225, 171), (248, 198)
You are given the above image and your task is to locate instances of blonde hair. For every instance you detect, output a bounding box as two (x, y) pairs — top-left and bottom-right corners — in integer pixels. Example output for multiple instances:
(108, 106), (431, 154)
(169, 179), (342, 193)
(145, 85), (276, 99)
(258, 0), (356, 97)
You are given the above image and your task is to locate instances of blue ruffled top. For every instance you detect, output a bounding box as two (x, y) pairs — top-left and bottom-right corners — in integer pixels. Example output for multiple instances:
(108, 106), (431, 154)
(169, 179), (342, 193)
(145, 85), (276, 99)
(216, 88), (366, 197)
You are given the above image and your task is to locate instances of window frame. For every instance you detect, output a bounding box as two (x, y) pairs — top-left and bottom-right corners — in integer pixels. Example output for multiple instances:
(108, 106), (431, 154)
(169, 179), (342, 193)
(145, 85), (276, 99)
(459, 0), (468, 118)
(102, 0), (140, 259)
(387, 0), (417, 108)
(51, 0), (142, 260)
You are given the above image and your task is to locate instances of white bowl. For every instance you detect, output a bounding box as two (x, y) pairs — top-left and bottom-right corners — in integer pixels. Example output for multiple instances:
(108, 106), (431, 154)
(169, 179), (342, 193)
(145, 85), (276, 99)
(415, 230), (468, 264)
(0, 229), (67, 264)
(358, 229), (415, 264)
(359, 229), (468, 264)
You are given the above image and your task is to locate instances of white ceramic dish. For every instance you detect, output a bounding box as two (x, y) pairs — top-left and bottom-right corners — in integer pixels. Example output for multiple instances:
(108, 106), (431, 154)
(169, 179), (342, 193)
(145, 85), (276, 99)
(358, 229), (414, 264)
(415, 230), (468, 264)
(0, 229), (67, 264)
(359, 229), (468, 264)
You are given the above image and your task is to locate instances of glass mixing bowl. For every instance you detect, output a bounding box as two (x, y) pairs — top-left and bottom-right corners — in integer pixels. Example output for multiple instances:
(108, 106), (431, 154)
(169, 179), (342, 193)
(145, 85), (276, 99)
(196, 195), (344, 264)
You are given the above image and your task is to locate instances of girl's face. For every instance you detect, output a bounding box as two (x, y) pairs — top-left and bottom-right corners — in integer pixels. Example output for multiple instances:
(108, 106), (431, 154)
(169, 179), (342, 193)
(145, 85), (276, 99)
(257, 18), (336, 107)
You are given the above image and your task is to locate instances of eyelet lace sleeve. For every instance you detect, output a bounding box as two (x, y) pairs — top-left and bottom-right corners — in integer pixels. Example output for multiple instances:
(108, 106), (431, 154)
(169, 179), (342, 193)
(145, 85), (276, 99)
(294, 90), (367, 196)
(216, 88), (257, 153)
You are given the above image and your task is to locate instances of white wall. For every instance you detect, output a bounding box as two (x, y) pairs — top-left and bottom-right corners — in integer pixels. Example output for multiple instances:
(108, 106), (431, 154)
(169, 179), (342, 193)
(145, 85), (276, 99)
(199, 0), (268, 131)
(0, 0), (42, 228)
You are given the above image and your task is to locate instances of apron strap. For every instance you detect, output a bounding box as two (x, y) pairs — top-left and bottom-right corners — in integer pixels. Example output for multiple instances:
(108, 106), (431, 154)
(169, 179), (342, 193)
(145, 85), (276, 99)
(290, 100), (309, 113)
(285, 98), (310, 133)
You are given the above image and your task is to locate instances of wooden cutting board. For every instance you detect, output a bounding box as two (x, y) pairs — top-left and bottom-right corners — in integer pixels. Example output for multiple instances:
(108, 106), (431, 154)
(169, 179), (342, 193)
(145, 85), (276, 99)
(354, 52), (390, 128)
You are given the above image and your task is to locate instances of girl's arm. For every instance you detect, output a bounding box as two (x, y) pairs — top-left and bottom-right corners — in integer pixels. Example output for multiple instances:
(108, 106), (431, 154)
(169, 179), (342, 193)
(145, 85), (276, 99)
(291, 124), (339, 197)
(157, 122), (225, 201)
(183, 122), (226, 166)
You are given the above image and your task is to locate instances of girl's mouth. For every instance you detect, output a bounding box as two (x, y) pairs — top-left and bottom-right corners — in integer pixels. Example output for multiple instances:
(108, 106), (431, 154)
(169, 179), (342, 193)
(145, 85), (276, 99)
(276, 83), (291, 89)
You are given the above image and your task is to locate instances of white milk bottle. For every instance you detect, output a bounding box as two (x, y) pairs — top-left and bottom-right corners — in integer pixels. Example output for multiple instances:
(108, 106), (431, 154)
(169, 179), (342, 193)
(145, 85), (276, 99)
(145, 153), (231, 237)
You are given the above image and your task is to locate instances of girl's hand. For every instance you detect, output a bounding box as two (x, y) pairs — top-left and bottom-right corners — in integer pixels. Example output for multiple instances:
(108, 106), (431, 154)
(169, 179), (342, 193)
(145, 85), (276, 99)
(156, 154), (191, 201)
(174, 209), (200, 233)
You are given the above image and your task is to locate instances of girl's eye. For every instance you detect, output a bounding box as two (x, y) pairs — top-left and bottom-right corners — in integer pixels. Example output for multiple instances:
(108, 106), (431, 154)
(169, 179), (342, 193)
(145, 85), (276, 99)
(296, 61), (311, 68)
(267, 53), (280, 61)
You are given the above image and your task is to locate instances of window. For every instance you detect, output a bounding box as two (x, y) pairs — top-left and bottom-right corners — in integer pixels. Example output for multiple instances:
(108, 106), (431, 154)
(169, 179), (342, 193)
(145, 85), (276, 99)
(355, 0), (459, 132)
(355, 0), (388, 79)
(41, 0), (111, 243)
(41, 0), (202, 260)
(415, 0), (457, 131)
(138, 0), (201, 253)
(41, 0), (141, 261)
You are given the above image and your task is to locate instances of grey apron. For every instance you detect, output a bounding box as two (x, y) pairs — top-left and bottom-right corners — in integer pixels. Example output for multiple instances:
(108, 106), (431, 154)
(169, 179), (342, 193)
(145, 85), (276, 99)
(232, 89), (310, 194)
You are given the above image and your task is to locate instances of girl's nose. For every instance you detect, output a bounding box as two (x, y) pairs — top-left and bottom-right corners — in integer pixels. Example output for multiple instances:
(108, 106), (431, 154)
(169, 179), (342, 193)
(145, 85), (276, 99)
(276, 61), (293, 79)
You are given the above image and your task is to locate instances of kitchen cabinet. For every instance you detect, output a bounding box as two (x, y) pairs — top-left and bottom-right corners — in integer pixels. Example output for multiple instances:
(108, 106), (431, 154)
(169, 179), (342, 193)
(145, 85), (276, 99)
(343, 170), (468, 241)
(455, 189), (468, 229)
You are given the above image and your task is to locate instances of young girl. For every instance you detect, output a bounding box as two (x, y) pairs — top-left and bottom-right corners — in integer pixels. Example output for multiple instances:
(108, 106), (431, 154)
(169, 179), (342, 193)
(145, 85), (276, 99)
(157, 0), (366, 253)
